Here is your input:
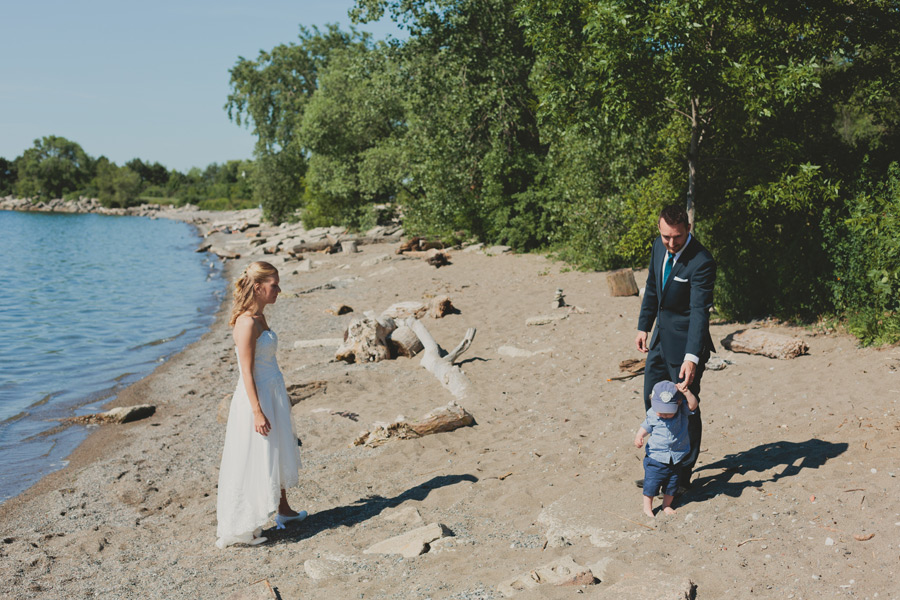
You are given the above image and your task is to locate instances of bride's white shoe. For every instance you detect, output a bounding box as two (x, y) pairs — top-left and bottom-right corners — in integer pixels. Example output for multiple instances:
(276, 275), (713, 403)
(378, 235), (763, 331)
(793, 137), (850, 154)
(275, 510), (308, 529)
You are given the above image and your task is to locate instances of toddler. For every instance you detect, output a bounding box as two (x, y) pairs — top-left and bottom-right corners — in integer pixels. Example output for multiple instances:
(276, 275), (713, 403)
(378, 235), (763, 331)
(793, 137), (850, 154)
(634, 380), (698, 517)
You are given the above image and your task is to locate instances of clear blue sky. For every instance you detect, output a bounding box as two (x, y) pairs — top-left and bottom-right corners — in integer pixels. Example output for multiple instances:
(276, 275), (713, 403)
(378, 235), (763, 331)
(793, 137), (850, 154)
(0, 1), (403, 172)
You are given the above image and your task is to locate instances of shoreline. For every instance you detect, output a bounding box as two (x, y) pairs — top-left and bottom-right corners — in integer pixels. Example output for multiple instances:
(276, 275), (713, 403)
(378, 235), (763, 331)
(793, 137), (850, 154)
(0, 204), (249, 509)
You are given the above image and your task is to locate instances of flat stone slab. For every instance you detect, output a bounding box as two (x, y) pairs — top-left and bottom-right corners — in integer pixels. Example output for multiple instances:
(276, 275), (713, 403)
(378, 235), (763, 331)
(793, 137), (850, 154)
(363, 523), (450, 558)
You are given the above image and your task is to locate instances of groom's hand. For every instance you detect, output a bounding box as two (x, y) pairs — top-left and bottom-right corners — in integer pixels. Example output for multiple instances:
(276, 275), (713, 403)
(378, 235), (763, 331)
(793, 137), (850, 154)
(635, 331), (649, 353)
(678, 360), (697, 387)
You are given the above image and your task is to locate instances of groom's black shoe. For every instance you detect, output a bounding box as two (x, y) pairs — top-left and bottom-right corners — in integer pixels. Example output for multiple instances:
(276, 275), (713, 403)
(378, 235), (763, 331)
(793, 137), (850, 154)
(634, 479), (644, 488)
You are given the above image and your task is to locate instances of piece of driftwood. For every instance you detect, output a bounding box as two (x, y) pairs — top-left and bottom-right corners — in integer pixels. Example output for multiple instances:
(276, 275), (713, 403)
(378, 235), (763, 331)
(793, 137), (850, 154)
(353, 401), (475, 447)
(343, 240), (359, 253)
(286, 380), (328, 405)
(66, 404), (156, 425)
(606, 268), (639, 297)
(607, 358), (646, 381)
(405, 317), (476, 399)
(335, 312), (398, 363)
(326, 303), (354, 316)
(425, 250), (451, 268)
(389, 325), (424, 358)
(397, 236), (446, 254)
(619, 358), (646, 373)
(408, 401), (475, 435)
(428, 295), (455, 318)
(721, 329), (809, 359)
(290, 240), (337, 254)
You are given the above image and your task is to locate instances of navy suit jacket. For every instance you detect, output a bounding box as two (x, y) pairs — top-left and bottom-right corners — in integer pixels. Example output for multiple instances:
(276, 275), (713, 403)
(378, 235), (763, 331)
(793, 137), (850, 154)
(637, 235), (716, 364)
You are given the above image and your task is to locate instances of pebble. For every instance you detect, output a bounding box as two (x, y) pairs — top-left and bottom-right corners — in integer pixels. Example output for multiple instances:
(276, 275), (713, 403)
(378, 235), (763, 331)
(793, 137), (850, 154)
(825, 537), (835, 546)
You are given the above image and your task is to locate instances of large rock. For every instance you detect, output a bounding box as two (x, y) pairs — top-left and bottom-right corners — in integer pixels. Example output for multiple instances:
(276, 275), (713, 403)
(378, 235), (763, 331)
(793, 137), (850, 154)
(721, 329), (809, 359)
(498, 555), (597, 597)
(363, 523), (451, 558)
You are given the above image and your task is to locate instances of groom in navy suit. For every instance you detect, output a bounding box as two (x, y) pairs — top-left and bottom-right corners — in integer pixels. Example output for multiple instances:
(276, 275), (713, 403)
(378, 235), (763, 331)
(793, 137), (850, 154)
(635, 204), (716, 492)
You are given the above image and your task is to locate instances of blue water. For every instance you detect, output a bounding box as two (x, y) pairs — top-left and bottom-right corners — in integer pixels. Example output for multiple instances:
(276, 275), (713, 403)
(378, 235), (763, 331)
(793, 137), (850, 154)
(0, 211), (225, 503)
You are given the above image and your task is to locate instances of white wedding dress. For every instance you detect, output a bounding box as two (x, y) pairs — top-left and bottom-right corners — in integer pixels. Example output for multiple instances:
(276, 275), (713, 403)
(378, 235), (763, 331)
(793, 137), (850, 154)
(216, 329), (300, 548)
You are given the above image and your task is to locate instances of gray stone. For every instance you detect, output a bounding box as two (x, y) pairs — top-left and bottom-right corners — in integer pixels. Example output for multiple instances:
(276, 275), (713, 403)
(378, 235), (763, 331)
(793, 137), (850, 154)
(363, 523), (450, 558)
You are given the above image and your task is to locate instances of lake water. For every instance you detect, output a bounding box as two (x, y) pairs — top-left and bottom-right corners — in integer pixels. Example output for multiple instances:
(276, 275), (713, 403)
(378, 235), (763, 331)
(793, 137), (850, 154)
(0, 211), (225, 503)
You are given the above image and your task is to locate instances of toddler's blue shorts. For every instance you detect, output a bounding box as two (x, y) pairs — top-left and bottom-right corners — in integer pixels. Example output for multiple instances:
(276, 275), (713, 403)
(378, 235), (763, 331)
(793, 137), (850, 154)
(642, 455), (681, 497)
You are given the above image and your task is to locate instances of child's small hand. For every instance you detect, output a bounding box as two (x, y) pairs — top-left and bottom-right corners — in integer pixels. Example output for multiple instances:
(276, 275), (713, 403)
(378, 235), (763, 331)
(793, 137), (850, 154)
(675, 381), (689, 394)
(633, 434), (644, 449)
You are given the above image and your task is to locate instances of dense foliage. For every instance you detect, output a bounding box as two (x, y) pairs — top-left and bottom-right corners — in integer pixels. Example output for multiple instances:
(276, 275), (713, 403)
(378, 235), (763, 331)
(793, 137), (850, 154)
(226, 0), (900, 342)
(1, 136), (256, 211)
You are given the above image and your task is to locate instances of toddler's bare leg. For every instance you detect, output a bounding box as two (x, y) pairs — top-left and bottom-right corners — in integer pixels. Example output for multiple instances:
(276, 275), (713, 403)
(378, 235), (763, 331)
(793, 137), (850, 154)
(662, 494), (676, 515)
(643, 494), (655, 518)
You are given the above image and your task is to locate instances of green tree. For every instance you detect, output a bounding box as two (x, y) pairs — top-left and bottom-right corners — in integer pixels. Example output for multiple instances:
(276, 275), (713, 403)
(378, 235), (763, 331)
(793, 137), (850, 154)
(93, 158), (142, 208)
(15, 136), (93, 199)
(300, 41), (407, 229)
(226, 25), (367, 222)
(126, 158), (169, 188)
(0, 157), (16, 196)
(353, 0), (547, 246)
(518, 0), (900, 319)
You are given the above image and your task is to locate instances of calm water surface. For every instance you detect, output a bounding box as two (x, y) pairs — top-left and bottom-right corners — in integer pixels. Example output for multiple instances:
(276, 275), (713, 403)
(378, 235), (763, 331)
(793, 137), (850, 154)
(0, 211), (224, 502)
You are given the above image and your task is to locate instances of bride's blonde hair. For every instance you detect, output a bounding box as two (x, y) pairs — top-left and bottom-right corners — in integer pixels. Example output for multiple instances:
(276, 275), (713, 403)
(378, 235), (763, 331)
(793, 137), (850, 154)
(229, 261), (279, 327)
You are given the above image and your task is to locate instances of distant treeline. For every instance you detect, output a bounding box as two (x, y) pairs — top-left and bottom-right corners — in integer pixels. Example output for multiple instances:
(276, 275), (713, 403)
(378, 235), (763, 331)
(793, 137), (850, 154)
(222, 0), (900, 344)
(0, 136), (256, 212)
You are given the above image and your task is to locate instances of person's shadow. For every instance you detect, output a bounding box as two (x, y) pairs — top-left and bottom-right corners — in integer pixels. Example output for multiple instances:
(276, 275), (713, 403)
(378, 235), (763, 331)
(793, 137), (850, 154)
(271, 473), (478, 543)
(684, 438), (848, 503)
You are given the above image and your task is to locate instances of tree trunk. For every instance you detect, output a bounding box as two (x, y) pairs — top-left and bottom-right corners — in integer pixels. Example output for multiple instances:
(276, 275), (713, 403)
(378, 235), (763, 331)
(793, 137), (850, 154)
(686, 96), (701, 231)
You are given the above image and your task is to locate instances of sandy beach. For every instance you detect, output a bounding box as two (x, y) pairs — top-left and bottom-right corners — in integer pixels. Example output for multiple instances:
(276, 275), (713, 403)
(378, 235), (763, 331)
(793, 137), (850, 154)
(1, 207), (898, 599)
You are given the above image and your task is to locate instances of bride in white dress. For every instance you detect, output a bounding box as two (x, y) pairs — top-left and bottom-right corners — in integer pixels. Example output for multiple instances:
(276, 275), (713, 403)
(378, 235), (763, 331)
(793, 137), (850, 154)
(216, 261), (306, 548)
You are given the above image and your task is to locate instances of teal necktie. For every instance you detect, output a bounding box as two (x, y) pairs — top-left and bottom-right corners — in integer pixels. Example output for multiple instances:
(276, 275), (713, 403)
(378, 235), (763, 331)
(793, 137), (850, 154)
(663, 252), (674, 286)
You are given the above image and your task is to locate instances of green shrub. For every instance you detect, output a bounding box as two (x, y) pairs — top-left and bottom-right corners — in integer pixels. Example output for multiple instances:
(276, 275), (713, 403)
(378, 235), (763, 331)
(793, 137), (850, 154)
(827, 162), (900, 345)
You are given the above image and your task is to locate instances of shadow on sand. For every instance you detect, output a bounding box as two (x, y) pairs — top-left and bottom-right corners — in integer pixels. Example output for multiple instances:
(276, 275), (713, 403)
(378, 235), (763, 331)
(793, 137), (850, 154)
(271, 473), (478, 543)
(684, 438), (848, 504)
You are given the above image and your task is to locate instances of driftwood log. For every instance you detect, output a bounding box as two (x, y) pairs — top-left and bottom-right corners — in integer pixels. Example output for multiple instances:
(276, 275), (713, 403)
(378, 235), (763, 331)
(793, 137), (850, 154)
(389, 325), (424, 358)
(722, 329), (809, 359)
(353, 401), (475, 447)
(606, 268), (639, 297)
(428, 295), (455, 318)
(286, 380), (328, 405)
(405, 317), (476, 400)
(397, 236), (447, 254)
(335, 312), (397, 363)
